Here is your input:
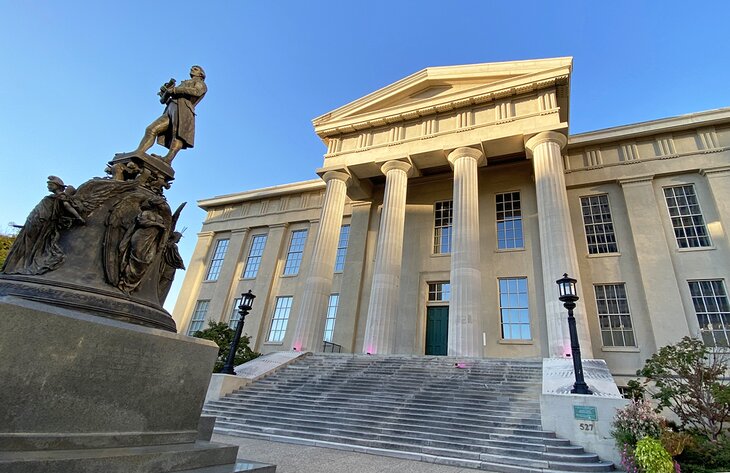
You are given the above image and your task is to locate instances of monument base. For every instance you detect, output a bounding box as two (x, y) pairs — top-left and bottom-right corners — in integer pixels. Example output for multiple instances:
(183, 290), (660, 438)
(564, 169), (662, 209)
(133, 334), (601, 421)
(0, 296), (262, 472)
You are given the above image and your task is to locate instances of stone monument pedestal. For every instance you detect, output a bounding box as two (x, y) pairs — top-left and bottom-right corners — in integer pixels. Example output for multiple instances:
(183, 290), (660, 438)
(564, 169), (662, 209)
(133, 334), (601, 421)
(0, 296), (255, 473)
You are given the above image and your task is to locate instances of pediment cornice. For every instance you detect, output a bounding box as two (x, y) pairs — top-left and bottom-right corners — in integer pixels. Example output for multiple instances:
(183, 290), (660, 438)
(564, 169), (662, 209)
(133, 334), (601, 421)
(313, 58), (572, 138)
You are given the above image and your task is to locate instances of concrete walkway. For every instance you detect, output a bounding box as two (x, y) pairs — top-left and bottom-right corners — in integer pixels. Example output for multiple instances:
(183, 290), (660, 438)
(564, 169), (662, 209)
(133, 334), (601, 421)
(214, 434), (497, 473)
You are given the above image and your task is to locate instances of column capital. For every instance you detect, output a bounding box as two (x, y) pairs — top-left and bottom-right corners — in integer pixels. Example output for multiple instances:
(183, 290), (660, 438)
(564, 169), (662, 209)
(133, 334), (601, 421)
(447, 147), (485, 167)
(380, 160), (412, 175)
(524, 131), (568, 156)
(322, 170), (352, 186)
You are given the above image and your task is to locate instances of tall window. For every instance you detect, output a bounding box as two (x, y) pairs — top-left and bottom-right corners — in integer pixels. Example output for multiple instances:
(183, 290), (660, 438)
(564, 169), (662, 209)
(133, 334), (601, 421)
(499, 278), (530, 340)
(205, 239), (229, 281)
(664, 185), (711, 248)
(323, 294), (339, 342)
(428, 282), (451, 302)
(243, 234), (267, 278)
(268, 296), (293, 342)
(496, 192), (523, 249)
(594, 284), (636, 347)
(228, 297), (242, 329)
(283, 230), (308, 275)
(581, 195), (618, 254)
(334, 225), (350, 273)
(187, 300), (209, 335)
(433, 201), (453, 254)
(689, 280), (730, 347)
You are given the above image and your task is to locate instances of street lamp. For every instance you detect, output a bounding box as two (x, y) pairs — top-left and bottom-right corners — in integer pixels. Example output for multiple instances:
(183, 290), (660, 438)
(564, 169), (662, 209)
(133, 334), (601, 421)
(555, 274), (592, 395)
(221, 290), (256, 375)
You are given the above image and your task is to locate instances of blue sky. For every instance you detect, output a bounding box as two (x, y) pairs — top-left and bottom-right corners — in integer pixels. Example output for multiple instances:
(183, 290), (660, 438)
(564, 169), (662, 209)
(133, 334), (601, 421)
(2, 1), (728, 311)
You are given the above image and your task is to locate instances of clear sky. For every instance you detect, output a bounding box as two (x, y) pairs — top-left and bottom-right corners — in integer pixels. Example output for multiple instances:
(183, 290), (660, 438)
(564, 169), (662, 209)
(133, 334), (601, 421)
(2, 1), (728, 312)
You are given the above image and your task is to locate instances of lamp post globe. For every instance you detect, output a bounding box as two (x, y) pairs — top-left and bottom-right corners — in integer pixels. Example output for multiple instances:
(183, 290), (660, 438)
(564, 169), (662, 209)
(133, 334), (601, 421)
(555, 274), (592, 395)
(221, 290), (256, 375)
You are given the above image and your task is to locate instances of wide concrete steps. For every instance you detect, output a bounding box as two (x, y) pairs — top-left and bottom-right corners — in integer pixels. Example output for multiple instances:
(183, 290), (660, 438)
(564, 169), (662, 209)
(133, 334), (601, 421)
(205, 354), (614, 472)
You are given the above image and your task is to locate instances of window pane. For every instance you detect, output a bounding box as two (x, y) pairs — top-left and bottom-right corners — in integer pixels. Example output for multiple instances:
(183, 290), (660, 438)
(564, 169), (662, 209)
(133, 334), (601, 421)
(496, 192), (523, 249)
(283, 230), (308, 275)
(433, 201), (453, 254)
(188, 300), (210, 335)
(594, 283), (636, 347)
(243, 234), (268, 279)
(323, 294), (339, 342)
(499, 277), (530, 340)
(580, 195), (618, 254)
(268, 296), (293, 342)
(664, 185), (711, 248)
(334, 225), (350, 273)
(689, 280), (730, 347)
(205, 239), (230, 281)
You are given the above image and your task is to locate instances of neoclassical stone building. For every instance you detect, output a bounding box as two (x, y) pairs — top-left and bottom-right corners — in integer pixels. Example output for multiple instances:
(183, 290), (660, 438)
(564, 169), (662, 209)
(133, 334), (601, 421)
(172, 57), (730, 384)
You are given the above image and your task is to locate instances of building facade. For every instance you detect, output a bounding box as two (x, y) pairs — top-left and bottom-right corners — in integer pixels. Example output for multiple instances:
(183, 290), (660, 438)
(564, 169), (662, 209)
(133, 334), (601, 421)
(172, 58), (730, 384)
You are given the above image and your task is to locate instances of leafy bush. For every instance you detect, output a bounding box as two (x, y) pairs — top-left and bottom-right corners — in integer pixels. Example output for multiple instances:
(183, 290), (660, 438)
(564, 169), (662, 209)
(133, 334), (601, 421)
(634, 437), (675, 473)
(637, 337), (730, 440)
(0, 233), (16, 268)
(193, 321), (261, 372)
(612, 400), (665, 447)
(676, 435), (730, 473)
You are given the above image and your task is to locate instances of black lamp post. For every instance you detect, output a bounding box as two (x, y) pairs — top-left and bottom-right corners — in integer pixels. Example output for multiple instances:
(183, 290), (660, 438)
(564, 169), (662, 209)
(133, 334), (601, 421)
(221, 290), (256, 375)
(555, 274), (592, 395)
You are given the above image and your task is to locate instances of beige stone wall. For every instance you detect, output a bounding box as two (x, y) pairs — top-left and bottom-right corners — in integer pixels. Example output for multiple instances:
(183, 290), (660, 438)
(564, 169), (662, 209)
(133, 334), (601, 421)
(173, 58), (730, 383)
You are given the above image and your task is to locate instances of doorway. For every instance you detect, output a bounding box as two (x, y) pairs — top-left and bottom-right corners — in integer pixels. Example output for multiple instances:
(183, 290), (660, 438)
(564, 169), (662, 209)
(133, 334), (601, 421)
(425, 306), (449, 355)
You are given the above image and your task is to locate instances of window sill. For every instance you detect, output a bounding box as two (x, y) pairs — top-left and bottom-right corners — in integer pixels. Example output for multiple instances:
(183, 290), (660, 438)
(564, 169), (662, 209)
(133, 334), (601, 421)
(280, 273), (299, 278)
(601, 346), (640, 353)
(587, 252), (621, 258)
(201, 280), (218, 284)
(677, 246), (715, 253)
(264, 341), (284, 346)
(498, 339), (533, 345)
(430, 253), (451, 258)
(495, 248), (525, 253)
(240, 277), (256, 281)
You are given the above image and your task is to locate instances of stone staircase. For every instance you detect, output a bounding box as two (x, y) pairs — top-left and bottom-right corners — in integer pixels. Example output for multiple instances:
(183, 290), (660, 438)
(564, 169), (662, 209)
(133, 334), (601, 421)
(204, 353), (615, 472)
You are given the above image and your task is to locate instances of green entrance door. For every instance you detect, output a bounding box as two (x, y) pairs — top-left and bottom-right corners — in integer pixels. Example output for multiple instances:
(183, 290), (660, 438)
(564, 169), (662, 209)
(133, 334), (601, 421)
(425, 306), (449, 355)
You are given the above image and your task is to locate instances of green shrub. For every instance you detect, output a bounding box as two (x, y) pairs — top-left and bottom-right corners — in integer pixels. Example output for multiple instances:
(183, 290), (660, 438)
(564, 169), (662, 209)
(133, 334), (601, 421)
(677, 435), (730, 473)
(634, 437), (674, 473)
(193, 321), (261, 372)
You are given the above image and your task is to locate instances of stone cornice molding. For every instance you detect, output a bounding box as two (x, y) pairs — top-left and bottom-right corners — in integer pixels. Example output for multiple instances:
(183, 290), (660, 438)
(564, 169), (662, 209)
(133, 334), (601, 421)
(568, 107), (730, 148)
(524, 131), (568, 156)
(322, 170), (352, 187)
(701, 166), (730, 178)
(198, 179), (324, 210)
(447, 147), (486, 168)
(380, 160), (413, 176)
(618, 176), (655, 187)
(231, 228), (250, 235)
(268, 222), (290, 230)
(196, 231), (216, 238)
(315, 75), (568, 138)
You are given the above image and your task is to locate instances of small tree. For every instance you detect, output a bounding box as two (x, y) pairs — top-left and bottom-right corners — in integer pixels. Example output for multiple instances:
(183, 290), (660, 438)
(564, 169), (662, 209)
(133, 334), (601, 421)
(637, 336), (730, 440)
(193, 321), (261, 373)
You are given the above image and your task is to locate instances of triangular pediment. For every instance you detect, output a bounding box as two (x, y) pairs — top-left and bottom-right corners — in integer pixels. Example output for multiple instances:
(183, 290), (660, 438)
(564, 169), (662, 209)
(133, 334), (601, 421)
(313, 57), (572, 137)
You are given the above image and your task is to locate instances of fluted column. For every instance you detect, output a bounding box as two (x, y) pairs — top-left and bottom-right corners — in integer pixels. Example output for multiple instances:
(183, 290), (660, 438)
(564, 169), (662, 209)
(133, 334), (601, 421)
(447, 147), (485, 357)
(363, 160), (412, 354)
(525, 131), (593, 358)
(291, 171), (351, 352)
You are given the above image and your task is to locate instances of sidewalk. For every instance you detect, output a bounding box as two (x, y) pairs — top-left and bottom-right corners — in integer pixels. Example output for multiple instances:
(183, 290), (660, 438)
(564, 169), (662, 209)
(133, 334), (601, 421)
(213, 434), (492, 473)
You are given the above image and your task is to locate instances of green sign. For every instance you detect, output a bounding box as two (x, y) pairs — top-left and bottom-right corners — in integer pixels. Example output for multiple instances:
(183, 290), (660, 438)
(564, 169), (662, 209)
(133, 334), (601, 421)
(573, 405), (597, 421)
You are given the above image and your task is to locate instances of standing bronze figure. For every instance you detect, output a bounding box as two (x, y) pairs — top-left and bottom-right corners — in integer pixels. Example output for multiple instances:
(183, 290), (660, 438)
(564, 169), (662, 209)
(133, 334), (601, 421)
(132, 65), (207, 164)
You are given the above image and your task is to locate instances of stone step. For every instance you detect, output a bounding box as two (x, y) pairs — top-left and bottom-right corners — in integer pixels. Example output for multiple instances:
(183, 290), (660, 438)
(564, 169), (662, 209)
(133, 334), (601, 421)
(206, 399), (543, 426)
(214, 424), (613, 472)
(209, 354), (615, 472)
